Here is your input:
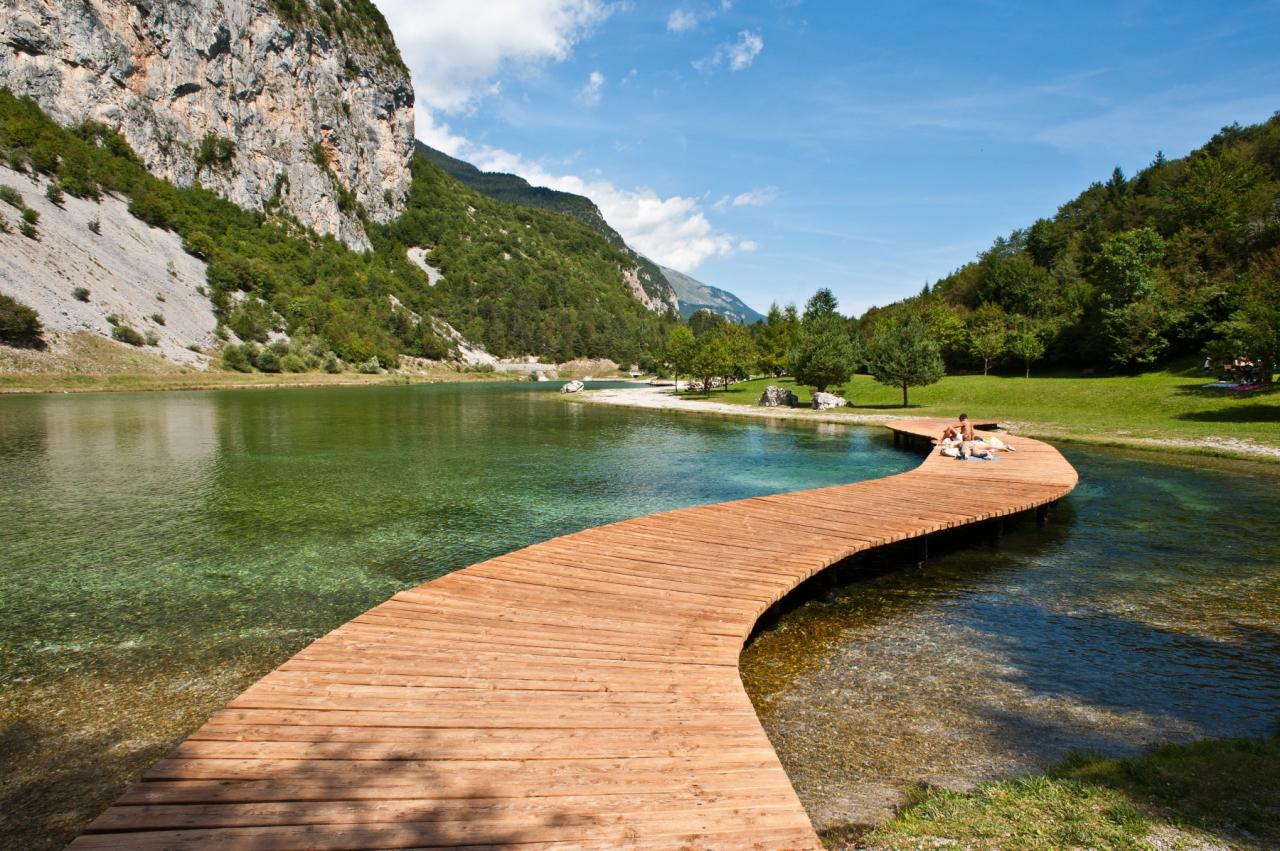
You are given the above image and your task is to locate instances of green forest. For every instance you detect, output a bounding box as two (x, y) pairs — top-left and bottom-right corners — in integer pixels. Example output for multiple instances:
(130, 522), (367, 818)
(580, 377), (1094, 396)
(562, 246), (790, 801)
(415, 141), (678, 315)
(0, 89), (674, 366)
(859, 113), (1280, 378)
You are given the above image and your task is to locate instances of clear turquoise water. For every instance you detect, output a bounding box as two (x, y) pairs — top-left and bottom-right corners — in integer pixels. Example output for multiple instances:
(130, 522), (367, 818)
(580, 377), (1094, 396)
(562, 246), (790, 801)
(0, 381), (914, 848)
(1, 382), (1277, 846)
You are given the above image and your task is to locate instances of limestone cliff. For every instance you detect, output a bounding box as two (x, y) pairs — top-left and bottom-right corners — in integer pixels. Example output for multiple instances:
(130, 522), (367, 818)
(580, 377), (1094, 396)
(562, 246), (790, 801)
(0, 0), (414, 249)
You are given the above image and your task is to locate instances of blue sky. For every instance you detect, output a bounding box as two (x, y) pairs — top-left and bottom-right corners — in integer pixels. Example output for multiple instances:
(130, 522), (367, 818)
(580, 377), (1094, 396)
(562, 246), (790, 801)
(377, 1), (1280, 317)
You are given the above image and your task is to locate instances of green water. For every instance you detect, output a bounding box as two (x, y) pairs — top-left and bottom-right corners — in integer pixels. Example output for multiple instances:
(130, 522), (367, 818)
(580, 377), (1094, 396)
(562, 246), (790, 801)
(0, 381), (913, 848)
(1, 383), (1277, 847)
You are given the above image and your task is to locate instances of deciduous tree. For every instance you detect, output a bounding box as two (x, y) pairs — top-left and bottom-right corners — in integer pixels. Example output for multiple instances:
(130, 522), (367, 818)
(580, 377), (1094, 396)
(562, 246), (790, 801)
(865, 315), (944, 406)
(967, 303), (1009, 375)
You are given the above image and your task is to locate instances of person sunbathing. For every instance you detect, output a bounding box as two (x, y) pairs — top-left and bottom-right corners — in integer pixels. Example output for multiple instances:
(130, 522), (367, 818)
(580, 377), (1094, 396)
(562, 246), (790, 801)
(944, 413), (1015, 459)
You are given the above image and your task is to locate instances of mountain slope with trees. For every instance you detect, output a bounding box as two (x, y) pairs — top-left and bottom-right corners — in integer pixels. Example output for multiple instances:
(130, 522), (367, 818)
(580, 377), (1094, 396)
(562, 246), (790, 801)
(0, 89), (673, 368)
(418, 141), (765, 325)
(416, 142), (677, 315)
(861, 113), (1280, 379)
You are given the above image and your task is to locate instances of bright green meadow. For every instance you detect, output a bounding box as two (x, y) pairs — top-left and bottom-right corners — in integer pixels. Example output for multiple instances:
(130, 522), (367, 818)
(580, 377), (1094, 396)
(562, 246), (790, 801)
(684, 365), (1280, 453)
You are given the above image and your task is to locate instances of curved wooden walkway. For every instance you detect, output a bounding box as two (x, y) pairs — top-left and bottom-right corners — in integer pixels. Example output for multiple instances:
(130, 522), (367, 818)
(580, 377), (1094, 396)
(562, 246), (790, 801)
(73, 419), (1077, 850)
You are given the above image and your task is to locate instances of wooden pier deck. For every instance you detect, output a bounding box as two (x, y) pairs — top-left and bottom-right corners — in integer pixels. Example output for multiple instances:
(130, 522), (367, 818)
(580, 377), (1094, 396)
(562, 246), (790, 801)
(72, 419), (1077, 850)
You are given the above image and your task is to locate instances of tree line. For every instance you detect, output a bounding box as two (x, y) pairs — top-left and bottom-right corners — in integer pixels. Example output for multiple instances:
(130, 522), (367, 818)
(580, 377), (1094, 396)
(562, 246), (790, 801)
(862, 114), (1280, 381)
(662, 288), (944, 405)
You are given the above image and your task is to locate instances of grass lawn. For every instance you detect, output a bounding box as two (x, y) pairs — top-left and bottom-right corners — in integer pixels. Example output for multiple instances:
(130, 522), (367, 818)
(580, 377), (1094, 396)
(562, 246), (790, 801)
(680, 364), (1280, 451)
(830, 736), (1280, 850)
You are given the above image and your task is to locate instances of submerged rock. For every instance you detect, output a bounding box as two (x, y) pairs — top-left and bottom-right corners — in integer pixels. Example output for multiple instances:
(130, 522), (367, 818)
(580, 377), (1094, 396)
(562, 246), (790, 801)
(759, 385), (798, 407)
(812, 392), (848, 410)
(561, 380), (585, 394)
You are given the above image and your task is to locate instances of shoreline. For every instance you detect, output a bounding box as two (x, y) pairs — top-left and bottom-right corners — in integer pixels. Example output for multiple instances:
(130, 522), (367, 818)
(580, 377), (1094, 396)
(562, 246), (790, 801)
(0, 370), (511, 395)
(576, 384), (1280, 464)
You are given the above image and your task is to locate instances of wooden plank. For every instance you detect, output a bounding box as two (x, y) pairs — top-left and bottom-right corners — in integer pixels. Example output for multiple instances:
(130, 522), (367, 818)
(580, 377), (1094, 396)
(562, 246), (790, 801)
(76, 419), (1076, 849)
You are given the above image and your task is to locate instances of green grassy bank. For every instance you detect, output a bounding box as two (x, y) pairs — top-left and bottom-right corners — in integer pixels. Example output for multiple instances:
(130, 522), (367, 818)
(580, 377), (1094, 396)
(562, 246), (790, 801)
(826, 736), (1280, 850)
(680, 365), (1280, 453)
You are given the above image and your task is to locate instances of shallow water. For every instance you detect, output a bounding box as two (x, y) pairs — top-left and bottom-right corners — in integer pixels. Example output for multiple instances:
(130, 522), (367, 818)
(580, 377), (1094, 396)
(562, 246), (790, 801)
(740, 447), (1280, 831)
(0, 381), (912, 848)
(1, 383), (1277, 847)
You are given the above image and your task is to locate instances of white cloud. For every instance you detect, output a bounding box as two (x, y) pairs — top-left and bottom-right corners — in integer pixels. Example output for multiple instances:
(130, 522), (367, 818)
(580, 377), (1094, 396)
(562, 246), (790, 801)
(376, 0), (612, 113)
(454, 143), (747, 272)
(578, 70), (606, 106)
(727, 30), (764, 71)
(667, 9), (699, 32)
(376, 0), (753, 273)
(738, 239), (758, 252)
(694, 29), (764, 73)
(713, 186), (778, 212)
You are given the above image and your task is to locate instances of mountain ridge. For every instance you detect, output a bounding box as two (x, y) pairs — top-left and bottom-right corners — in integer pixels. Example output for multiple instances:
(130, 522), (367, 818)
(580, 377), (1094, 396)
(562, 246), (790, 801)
(659, 264), (766, 324)
(416, 141), (762, 324)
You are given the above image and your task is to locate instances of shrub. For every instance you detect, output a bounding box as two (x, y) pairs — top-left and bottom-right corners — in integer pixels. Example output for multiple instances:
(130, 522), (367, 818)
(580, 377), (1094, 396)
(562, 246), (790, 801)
(182, 231), (216, 260)
(105, 314), (120, 326)
(254, 346), (282, 373)
(151, 312), (166, 326)
(0, 293), (44, 348)
(18, 219), (37, 239)
(194, 133), (236, 174)
(144, 330), (160, 346)
(0, 211), (9, 233)
(111, 324), (145, 346)
(220, 343), (254, 372)
(280, 352), (307, 372)
(155, 292), (166, 302)
(44, 182), (64, 206)
(72, 286), (90, 302)
(226, 298), (275, 342)
(357, 356), (382, 374)
(322, 351), (343, 373)
(87, 216), (100, 234)
(22, 208), (39, 226)
(0, 184), (23, 209)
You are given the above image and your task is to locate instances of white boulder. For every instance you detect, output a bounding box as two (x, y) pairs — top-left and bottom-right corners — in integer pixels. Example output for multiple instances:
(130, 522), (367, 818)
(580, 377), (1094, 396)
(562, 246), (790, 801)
(812, 392), (848, 410)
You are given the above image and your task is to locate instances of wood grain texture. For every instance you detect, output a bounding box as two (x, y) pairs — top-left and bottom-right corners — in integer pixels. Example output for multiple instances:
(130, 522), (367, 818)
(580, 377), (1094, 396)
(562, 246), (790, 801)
(73, 419), (1077, 850)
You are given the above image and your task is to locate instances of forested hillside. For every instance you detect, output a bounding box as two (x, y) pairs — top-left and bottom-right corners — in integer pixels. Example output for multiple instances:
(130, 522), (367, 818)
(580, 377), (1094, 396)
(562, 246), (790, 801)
(0, 90), (672, 366)
(862, 114), (1280, 375)
(416, 142), (677, 315)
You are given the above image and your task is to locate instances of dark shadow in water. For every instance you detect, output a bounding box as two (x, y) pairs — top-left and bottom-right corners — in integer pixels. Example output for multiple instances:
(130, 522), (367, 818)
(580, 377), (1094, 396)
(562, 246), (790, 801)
(963, 602), (1280, 742)
(0, 717), (156, 851)
(746, 502), (1076, 649)
(1175, 402), (1280, 423)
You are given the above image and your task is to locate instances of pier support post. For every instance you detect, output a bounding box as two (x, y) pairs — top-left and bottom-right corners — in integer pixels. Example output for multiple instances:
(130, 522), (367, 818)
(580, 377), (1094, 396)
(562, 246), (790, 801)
(992, 517), (1004, 545)
(916, 535), (929, 568)
(1036, 504), (1049, 526)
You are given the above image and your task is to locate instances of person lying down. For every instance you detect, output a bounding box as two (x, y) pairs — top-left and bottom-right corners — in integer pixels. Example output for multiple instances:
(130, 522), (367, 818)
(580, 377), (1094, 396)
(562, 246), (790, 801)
(932, 414), (1016, 460)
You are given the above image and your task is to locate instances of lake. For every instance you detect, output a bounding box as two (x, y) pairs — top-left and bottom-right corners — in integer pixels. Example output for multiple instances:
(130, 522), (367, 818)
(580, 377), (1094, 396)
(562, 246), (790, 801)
(1, 381), (1277, 847)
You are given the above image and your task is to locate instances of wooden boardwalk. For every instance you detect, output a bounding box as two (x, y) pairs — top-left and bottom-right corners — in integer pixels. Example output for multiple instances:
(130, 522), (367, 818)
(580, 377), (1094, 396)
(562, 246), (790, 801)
(72, 419), (1077, 850)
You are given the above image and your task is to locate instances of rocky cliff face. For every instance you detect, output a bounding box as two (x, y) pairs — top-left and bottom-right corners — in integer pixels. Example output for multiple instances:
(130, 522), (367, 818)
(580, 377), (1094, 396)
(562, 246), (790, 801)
(0, 0), (414, 249)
